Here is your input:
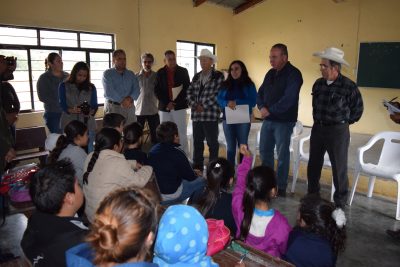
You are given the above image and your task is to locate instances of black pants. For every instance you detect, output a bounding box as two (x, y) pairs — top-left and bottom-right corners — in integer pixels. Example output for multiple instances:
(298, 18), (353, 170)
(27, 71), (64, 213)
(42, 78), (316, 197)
(137, 114), (160, 144)
(307, 123), (350, 208)
(193, 121), (219, 169)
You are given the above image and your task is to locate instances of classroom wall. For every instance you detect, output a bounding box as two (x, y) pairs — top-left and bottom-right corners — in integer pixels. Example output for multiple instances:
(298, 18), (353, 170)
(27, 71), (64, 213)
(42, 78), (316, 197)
(231, 0), (400, 134)
(0, 0), (233, 128)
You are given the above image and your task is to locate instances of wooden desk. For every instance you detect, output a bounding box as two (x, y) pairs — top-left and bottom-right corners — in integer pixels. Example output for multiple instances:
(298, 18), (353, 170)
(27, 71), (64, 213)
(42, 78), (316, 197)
(212, 240), (294, 267)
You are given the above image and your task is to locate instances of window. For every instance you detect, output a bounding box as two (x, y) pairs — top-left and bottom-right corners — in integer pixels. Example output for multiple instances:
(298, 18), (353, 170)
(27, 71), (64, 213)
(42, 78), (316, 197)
(176, 40), (215, 80)
(0, 25), (114, 112)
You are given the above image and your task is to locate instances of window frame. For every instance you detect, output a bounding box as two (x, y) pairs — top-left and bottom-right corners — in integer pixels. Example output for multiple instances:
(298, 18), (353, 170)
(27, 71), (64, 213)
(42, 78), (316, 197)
(0, 24), (114, 113)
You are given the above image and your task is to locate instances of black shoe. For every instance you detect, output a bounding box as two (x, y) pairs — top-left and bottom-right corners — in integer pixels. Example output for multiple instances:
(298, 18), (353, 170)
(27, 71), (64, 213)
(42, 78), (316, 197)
(278, 189), (286, 197)
(386, 229), (400, 240)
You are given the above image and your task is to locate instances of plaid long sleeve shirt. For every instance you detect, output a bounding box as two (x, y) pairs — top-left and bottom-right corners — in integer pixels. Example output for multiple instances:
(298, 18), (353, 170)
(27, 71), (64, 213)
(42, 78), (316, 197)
(187, 70), (224, 122)
(312, 73), (364, 124)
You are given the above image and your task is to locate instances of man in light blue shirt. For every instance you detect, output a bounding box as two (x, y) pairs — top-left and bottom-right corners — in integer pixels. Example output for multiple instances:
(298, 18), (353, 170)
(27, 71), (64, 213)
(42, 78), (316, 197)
(102, 49), (140, 124)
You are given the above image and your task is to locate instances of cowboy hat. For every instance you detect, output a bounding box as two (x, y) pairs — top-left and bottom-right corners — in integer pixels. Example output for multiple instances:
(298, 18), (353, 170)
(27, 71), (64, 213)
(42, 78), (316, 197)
(197, 49), (217, 63)
(313, 47), (350, 67)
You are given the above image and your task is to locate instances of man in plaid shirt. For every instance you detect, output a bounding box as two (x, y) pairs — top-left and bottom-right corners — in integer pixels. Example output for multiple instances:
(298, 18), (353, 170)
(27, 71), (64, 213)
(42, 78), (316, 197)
(309, 47), (363, 218)
(187, 49), (224, 170)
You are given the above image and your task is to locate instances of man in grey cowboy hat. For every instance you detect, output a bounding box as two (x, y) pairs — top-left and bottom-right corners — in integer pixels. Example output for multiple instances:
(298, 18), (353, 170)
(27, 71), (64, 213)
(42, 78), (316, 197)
(308, 47), (363, 220)
(187, 49), (224, 170)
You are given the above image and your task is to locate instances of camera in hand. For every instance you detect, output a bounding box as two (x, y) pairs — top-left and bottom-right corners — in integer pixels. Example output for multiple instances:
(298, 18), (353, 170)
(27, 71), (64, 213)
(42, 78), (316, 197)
(79, 101), (91, 116)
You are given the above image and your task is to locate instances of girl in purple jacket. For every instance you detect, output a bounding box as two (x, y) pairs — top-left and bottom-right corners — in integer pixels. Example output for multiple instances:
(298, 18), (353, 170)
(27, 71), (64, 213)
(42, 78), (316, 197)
(232, 145), (291, 258)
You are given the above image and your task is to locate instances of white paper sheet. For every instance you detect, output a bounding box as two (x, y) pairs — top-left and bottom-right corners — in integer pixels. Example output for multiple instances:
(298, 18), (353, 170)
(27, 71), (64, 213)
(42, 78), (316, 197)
(225, 104), (250, 124)
(383, 99), (400, 115)
(172, 85), (183, 100)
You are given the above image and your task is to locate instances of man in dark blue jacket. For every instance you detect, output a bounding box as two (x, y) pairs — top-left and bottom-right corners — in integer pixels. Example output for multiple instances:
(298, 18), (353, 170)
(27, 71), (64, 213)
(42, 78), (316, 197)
(148, 121), (205, 204)
(256, 44), (303, 197)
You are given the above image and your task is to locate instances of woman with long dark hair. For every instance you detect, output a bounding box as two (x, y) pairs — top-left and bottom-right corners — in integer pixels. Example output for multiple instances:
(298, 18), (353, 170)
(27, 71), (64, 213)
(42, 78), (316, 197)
(59, 61), (98, 152)
(189, 158), (236, 236)
(47, 120), (88, 185)
(217, 60), (257, 165)
(232, 145), (291, 258)
(283, 195), (346, 267)
(82, 128), (152, 223)
(37, 52), (68, 133)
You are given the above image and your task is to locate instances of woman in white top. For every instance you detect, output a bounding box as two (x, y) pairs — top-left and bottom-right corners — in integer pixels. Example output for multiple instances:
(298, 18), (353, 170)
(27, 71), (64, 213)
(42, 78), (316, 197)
(47, 120), (88, 185)
(82, 127), (152, 223)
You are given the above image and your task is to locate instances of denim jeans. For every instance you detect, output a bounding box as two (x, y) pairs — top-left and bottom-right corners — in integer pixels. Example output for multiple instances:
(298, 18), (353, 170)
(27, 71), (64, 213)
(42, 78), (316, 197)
(43, 112), (62, 134)
(259, 120), (295, 190)
(222, 121), (251, 166)
(160, 177), (205, 205)
(88, 130), (96, 153)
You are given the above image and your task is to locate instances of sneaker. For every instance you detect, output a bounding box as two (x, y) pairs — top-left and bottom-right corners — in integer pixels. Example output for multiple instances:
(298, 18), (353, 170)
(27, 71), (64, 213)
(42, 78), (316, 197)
(386, 229), (400, 240)
(277, 188), (286, 198)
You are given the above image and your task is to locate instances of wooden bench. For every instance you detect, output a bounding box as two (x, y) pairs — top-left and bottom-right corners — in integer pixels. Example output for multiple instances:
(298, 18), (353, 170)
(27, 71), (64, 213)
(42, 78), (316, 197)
(12, 126), (48, 167)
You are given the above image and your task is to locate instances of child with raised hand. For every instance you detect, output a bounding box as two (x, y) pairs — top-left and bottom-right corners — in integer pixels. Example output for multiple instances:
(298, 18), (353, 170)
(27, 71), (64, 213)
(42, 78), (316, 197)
(189, 158), (237, 236)
(66, 187), (159, 267)
(232, 144), (291, 258)
(124, 122), (148, 165)
(283, 194), (346, 267)
(48, 120), (88, 185)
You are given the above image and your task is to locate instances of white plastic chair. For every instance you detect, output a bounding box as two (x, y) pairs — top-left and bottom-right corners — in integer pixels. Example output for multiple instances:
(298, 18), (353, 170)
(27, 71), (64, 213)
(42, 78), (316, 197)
(252, 121), (304, 177)
(291, 135), (335, 202)
(348, 131), (400, 220)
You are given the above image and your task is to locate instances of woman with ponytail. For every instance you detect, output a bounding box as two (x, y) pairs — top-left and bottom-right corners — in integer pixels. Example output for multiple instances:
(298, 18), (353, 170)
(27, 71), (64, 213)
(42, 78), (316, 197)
(189, 158), (237, 236)
(232, 145), (291, 258)
(66, 187), (159, 267)
(82, 128), (153, 223)
(283, 195), (346, 267)
(48, 120), (88, 185)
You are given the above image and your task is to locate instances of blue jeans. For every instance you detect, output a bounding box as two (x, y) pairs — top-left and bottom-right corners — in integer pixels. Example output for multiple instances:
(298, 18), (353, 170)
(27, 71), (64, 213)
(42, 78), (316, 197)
(160, 177), (205, 205)
(88, 130), (96, 153)
(259, 120), (295, 190)
(223, 121), (251, 166)
(43, 112), (62, 134)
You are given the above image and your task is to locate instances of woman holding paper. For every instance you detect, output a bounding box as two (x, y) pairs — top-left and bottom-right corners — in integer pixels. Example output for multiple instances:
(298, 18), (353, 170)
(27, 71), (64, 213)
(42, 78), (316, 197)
(218, 60), (257, 165)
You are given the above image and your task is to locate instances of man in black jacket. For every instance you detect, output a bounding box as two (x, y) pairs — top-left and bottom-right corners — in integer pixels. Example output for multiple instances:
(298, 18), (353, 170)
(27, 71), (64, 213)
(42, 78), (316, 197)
(155, 50), (190, 155)
(21, 160), (88, 267)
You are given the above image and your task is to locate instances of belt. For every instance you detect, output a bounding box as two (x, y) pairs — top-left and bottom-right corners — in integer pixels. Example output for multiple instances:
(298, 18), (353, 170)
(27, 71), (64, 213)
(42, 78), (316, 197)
(314, 120), (347, 126)
(107, 100), (120, 106)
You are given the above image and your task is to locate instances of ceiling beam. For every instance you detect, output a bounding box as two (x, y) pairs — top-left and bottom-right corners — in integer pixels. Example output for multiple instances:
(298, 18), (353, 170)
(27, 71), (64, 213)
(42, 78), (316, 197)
(193, 0), (207, 7)
(234, 0), (265, 15)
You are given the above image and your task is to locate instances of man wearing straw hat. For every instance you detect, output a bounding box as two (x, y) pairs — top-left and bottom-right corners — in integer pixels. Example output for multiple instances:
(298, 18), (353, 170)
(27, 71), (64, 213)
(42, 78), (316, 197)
(187, 49), (224, 171)
(309, 47), (363, 220)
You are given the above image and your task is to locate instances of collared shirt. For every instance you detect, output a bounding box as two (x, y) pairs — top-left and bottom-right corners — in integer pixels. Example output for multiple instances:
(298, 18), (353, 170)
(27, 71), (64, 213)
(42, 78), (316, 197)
(102, 68), (140, 103)
(135, 70), (158, 115)
(187, 69), (224, 122)
(312, 73), (364, 124)
(256, 62), (303, 122)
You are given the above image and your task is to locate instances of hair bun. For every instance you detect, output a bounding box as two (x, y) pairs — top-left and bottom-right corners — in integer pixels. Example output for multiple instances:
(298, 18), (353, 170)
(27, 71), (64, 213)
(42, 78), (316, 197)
(98, 224), (118, 250)
(331, 208), (346, 229)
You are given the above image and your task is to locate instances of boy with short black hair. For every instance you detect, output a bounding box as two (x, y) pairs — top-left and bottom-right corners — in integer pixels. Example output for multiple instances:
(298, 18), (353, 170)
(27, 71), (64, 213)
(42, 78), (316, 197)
(102, 113), (126, 133)
(148, 121), (205, 204)
(21, 159), (88, 267)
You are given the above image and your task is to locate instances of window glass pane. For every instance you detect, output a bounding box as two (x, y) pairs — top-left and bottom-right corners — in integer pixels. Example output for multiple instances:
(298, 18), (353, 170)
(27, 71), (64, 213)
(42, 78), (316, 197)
(0, 49), (32, 110)
(40, 30), (78, 47)
(31, 49), (59, 111)
(177, 42), (195, 80)
(0, 26), (37, 46)
(90, 52), (110, 104)
(61, 50), (86, 73)
(81, 33), (113, 49)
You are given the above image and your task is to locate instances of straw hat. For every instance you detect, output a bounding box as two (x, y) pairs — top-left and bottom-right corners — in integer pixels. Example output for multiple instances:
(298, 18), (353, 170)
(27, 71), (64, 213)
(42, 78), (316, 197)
(313, 47), (350, 67)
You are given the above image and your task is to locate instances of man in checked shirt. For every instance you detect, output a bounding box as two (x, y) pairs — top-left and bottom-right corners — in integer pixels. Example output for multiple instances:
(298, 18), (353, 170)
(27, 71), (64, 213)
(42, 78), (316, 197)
(308, 47), (364, 221)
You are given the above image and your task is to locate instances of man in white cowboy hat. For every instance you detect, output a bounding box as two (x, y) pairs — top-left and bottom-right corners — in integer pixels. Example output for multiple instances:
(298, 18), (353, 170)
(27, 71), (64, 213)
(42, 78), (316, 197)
(155, 50), (190, 155)
(256, 43), (303, 197)
(187, 49), (224, 170)
(308, 47), (363, 215)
